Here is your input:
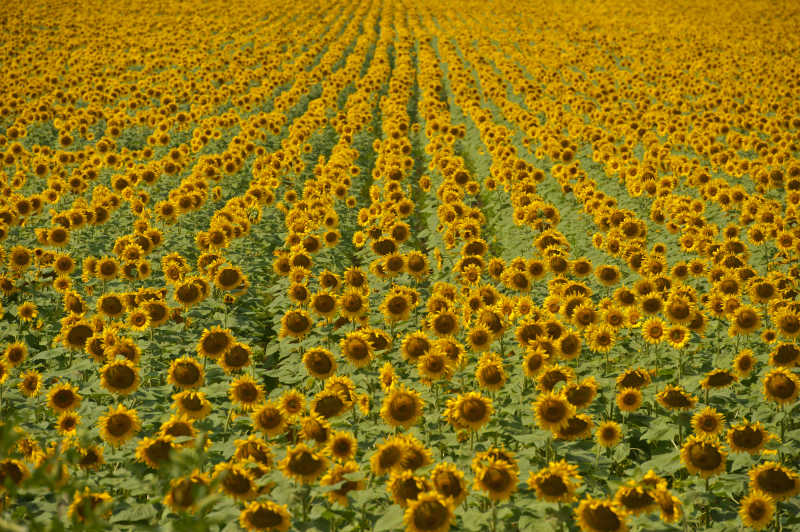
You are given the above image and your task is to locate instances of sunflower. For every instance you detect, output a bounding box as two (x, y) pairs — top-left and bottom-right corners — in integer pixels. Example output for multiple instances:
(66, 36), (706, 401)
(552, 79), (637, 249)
(167, 357), (205, 389)
(739, 490), (775, 530)
(18, 370), (42, 397)
(429, 310), (460, 338)
(341, 331), (373, 368)
(280, 442), (328, 485)
(311, 388), (351, 419)
(310, 291), (338, 320)
(474, 458), (518, 501)
(57, 411), (80, 436)
(596, 421), (623, 448)
(299, 412), (332, 446)
(172, 390), (212, 420)
(475, 352), (507, 391)
(730, 305), (761, 336)
(381, 384), (424, 430)
(565, 377), (598, 410)
(100, 359), (140, 396)
(215, 462), (257, 501)
(77, 444), (105, 471)
(302, 347), (337, 379)
(537, 363), (575, 393)
(748, 462), (800, 501)
(691, 406), (725, 439)
(371, 436), (405, 476)
(533, 392), (575, 433)
(680, 435), (727, 478)
(403, 490), (454, 532)
(773, 308), (800, 339)
(230, 375), (265, 411)
(447, 392), (493, 431)
(174, 277), (205, 307)
(126, 308), (150, 331)
(68, 487), (112, 524)
(575, 496), (628, 532)
(98, 404), (140, 447)
(215, 265), (245, 291)
(614, 481), (656, 516)
(251, 400), (286, 437)
(616, 388), (642, 413)
(381, 290), (412, 323)
(164, 470), (210, 514)
(641, 317), (666, 344)
(4, 341), (27, 368)
(656, 385), (697, 411)
(278, 389), (306, 419)
(528, 460), (582, 503)
(338, 288), (368, 320)
(388, 470), (432, 507)
(47, 381), (82, 413)
(556, 414), (594, 441)
(733, 349), (757, 377)
(320, 461), (365, 506)
(700, 368), (738, 390)
(585, 324), (616, 352)
(326, 430), (357, 463)
(466, 324), (493, 352)
(430, 462), (468, 506)
(197, 325), (234, 360)
(239, 500), (291, 532)
(762, 367), (800, 405)
(62, 319), (94, 350)
(97, 293), (127, 319)
(145, 300), (170, 327)
(616, 368), (651, 389)
(727, 420), (772, 454)
(523, 347), (550, 378)
(770, 342), (800, 367)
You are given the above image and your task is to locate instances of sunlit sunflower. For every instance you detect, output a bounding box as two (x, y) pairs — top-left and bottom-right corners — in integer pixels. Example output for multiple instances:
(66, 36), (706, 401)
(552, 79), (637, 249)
(641, 317), (667, 344)
(381, 384), (424, 430)
(279, 389), (306, 419)
(523, 347), (550, 378)
(447, 392), (493, 431)
(727, 420), (772, 454)
(214, 461), (257, 501)
(338, 288), (368, 320)
(656, 385), (697, 411)
(730, 305), (761, 336)
(280, 442), (328, 485)
(575, 496), (628, 532)
(230, 375), (265, 411)
(299, 412), (332, 446)
(302, 347), (337, 379)
(475, 352), (507, 391)
(371, 436), (405, 476)
(762, 367), (800, 405)
(680, 435), (727, 478)
(596, 421), (623, 448)
(279, 308), (314, 339)
(172, 390), (212, 420)
(97, 293), (127, 319)
(320, 461), (365, 506)
(341, 331), (373, 368)
(748, 461), (800, 501)
(56, 411), (80, 436)
(739, 490), (775, 530)
(528, 460), (582, 503)
(616, 388), (642, 413)
(18, 370), (42, 397)
(533, 392), (575, 433)
(700, 368), (738, 390)
(167, 356), (205, 389)
(565, 377), (598, 410)
(98, 404), (141, 447)
(136, 435), (175, 469)
(403, 490), (454, 532)
(47, 381), (82, 413)
(691, 407), (725, 439)
(430, 462), (468, 506)
(251, 400), (286, 437)
(614, 480), (656, 516)
(100, 359), (141, 396)
(197, 325), (234, 360)
(474, 458), (518, 501)
(239, 500), (291, 532)
(164, 470), (210, 515)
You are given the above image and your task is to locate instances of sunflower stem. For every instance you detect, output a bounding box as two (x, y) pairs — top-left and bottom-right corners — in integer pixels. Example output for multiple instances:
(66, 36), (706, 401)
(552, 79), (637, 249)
(489, 500), (498, 532)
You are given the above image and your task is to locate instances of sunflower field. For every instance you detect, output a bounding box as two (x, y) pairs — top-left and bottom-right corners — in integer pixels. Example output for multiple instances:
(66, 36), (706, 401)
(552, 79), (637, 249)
(1, 0), (800, 530)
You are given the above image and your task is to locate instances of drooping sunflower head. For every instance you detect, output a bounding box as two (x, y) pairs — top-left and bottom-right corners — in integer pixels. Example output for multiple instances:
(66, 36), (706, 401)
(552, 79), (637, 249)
(748, 461), (800, 502)
(574, 496), (628, 532)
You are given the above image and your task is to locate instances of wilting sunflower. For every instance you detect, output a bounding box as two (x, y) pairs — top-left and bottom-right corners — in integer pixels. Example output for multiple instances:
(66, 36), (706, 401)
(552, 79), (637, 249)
(727, 420), (772, 454)
(302, 347), (337, 379)
(68, 487), (112, 524)
(164, 470), (210, 514)
(656, 385), (697, 411)
(596, 421), (623, 448)
(230, 375), (265, 411)
(214, 462), (257, 501)
(528, 460), (582, 503)
(748, 462), (800, 501)
(533, 391), (575, 433)
(197, 325), (234, 360)
(691, 407), (725, 439)
(680, 435), (727, 478)
(167, 356), (205, 389)
(280, 442), (328, 485)
(474, 458), (518, 501)
(239, 500), (291, 532)
(430, 462), (468, 506)
(136, 435), (175, 469)
(381, 384), (424, 430)
(762, 367), (800, 405)
(98, 404), (141, 447)
(252, 400), (286, 437)
(47, 381), (82, 413)
(172, 390), (212, 420)
(739, 490), (775, 530)
(100, 359), (141, 396)
(575, 496), (628, 532)
(320, 461), (365, 506)
(770, 342), (800, 368)
(403, 490), (454, 532)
